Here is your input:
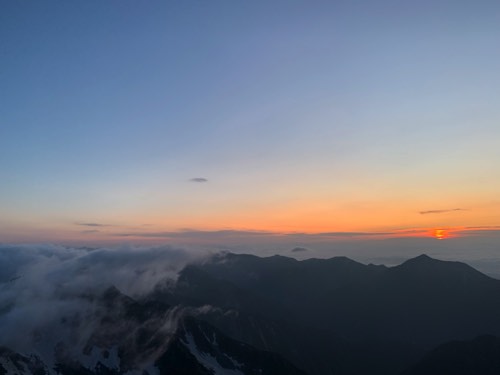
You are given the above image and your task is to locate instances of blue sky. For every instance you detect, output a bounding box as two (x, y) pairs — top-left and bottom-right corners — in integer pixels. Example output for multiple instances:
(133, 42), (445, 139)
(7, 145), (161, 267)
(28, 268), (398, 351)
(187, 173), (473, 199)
(1, 1), (500, 244)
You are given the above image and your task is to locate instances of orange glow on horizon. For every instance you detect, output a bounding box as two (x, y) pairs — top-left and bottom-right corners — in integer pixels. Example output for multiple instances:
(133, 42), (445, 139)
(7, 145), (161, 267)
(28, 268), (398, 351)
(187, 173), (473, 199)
(0, 224), (497, 245)
(3, 211), (499, 244)
(432, 228), (448, 240)
(435, 229), (445, 240)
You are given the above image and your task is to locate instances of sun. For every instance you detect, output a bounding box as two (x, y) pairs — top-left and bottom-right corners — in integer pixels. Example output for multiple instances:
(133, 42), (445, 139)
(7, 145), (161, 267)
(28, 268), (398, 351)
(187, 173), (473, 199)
(433, 229), (447, 240)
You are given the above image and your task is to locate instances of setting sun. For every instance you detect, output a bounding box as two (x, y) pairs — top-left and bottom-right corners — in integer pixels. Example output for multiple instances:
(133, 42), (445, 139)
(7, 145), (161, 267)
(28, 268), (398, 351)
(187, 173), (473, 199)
(434, 229), (447, 240)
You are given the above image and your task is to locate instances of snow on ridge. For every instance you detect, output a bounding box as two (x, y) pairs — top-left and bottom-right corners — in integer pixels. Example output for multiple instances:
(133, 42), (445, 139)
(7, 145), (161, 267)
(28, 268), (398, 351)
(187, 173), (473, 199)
(182, 333), (244, 375)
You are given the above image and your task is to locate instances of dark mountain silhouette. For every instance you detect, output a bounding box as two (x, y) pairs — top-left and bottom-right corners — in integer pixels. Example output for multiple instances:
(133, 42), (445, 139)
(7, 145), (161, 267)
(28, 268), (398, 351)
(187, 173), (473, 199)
(150, 252), (500, 375)
(2, 253), (500, 375)
(191, 253), (500, 342)
(402, 335), (500, 375)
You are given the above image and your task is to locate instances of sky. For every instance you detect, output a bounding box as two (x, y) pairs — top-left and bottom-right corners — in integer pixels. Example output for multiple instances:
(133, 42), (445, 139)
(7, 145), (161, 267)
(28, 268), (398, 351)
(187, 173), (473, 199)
(1, 1), (500, 251)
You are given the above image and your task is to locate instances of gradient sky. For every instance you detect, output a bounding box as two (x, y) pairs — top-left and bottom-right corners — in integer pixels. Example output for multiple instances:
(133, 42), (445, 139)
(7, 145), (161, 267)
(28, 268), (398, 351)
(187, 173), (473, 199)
(2, 0), (500, 244)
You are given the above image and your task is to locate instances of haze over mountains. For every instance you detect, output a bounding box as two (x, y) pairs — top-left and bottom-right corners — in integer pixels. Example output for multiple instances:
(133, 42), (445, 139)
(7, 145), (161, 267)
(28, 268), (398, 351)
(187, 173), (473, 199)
(1, 245), (500, 375)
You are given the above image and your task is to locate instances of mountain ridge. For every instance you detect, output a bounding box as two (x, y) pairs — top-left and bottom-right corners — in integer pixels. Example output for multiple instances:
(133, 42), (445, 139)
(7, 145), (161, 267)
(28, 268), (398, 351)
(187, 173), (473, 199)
(2, 252), (500, 375)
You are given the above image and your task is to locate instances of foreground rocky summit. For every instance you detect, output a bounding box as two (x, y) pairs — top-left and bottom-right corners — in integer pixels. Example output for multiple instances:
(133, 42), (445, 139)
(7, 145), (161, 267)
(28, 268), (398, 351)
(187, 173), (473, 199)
(0, 286), (304, 375)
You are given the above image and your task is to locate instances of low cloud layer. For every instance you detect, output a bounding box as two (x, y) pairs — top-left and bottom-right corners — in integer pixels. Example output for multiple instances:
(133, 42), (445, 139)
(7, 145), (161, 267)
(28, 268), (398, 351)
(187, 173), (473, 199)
(419, 208), (466, 215)
(117, 229), (272, 239)
(0, 244), (207, 356)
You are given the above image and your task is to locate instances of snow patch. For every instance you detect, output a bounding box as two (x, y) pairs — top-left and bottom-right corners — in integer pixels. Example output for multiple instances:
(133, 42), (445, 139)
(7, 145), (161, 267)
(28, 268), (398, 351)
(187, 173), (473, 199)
(182, 333), (244, 375)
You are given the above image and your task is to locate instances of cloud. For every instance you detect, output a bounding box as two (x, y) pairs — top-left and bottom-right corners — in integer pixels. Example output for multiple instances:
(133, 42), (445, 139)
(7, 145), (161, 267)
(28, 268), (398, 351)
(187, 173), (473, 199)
(0, 244), (208, 356)
(459, 226), (500, 237)
(419, 208), (467, 215)
(465, 225), (500, 230)
(76, 222), (110, 227)
(0, 244), (203, 296)
(189, 177), (208, 183)
(315, 231), (395, 237)
(114, 229), (431, 244)
(116, 229), (273, 239)
(291, 247), (309, 253)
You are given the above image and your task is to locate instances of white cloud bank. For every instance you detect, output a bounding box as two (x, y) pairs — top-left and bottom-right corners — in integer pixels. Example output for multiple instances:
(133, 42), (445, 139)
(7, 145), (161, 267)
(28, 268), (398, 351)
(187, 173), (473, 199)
(0, 244), (207, 357)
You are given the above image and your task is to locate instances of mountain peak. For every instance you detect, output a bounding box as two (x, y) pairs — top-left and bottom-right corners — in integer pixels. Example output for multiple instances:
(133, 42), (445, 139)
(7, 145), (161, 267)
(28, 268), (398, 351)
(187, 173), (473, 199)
(411, 254), (433, 262)
(392, 254), (494, 284)
(393, 254), (449, 275)
(400, 254), (437, 267)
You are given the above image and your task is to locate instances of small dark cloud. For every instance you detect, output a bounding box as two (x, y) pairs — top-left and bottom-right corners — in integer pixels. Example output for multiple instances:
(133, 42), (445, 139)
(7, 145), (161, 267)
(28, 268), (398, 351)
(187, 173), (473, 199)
(291, 247), (309, 253)
(419, 208), (466, 215)
(76, 222), (109, 227)
(189, 177), (208, 183)
(117, 232), (171, 238)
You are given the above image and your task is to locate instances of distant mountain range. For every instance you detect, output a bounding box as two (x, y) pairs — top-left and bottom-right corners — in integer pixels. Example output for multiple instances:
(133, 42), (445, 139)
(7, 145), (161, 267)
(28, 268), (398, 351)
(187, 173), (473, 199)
(2, 253), (500, 375)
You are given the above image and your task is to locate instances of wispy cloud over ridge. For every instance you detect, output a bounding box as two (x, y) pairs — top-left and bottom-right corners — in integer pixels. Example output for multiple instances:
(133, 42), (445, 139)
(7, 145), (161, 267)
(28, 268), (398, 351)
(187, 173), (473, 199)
(189, 177), (208, 183)
(0, 244), (206, 358)
(419, 208), (467, 215)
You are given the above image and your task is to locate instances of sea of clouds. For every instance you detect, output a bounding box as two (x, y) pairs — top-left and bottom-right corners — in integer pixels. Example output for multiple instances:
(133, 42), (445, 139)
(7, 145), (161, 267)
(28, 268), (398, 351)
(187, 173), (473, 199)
(0, 244), (208, 357)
